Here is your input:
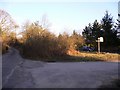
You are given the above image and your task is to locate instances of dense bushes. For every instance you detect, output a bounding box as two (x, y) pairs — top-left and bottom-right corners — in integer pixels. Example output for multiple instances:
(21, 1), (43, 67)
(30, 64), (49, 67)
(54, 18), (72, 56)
(1, 31), (17, 54)
(20, 21), (84, 59)
(2, 43), (9, 54)
(1, 32), (9, 54)
(22, 31), (69, 58)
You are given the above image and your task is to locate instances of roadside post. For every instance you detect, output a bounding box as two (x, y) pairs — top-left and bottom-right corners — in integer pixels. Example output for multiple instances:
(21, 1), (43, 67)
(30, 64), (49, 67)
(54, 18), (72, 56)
(96, 37), (103, 53)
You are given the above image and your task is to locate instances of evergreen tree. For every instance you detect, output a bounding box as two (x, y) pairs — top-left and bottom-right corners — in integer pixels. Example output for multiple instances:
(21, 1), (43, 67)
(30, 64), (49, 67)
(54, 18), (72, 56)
(101, 11), (118, 47)
(115, 19), (120, 39)
(82, 20), (101, 47)
(82, 23), (93, 45)
(92, 20), (102, 38)
(91, 20), (102, 46)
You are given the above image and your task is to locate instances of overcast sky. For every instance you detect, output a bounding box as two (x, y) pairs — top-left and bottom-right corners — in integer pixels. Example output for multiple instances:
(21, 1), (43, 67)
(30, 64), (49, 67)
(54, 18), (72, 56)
(0, 0), (119, 35)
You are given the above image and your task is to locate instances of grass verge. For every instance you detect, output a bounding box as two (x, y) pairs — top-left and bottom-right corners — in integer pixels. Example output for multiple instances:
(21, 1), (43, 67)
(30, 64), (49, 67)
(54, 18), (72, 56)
(69, 51), (119, 62)
(14, 42), (120, 62)
(16, 47), (119, 62)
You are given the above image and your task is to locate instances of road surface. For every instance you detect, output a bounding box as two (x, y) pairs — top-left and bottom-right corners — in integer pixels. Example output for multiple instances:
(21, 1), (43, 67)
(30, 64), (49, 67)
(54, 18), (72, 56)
(2, 47), (119, 88)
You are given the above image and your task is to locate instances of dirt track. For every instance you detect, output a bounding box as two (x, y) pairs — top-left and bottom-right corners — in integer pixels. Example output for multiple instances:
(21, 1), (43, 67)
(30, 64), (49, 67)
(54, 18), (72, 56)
(2, 47), (119, 88)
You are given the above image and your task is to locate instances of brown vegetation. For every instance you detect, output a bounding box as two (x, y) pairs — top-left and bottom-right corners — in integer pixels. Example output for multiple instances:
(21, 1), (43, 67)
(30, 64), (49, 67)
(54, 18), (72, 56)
(69, 51), (119, 62)
(18, 21), (85, 59)
(0, 9), (18, 54)
(15, 21), (119, 62)
(1, 9), (120, 62)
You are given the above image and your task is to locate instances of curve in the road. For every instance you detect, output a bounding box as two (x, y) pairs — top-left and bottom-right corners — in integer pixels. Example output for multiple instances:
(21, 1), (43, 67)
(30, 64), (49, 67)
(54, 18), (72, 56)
(2, 47), (119, 88)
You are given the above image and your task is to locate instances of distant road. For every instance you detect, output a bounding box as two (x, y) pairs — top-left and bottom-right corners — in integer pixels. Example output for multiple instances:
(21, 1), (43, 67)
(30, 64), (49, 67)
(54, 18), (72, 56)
(2, 47), (119, 88)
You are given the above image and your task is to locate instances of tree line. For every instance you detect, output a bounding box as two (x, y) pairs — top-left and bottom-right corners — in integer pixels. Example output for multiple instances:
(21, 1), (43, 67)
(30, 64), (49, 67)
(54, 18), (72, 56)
(0, 9), (120, 57)
(82, 11), (120, 52)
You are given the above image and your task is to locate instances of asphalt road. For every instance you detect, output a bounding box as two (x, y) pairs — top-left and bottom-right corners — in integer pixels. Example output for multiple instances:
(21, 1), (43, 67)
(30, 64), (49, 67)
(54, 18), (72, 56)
(2, 47), (119, 88)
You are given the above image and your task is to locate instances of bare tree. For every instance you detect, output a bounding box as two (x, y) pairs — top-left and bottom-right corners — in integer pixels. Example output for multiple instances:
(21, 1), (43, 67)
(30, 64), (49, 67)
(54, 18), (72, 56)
(0, 9), (18, 48)
(40, 14), (51, 30)
(0, 9), (18, 35)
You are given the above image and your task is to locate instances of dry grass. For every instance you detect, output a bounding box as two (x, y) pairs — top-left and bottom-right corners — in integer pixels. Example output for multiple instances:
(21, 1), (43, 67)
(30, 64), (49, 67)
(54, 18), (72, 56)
(67, 49), (120, 62)
(22, 49), (119, 62)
